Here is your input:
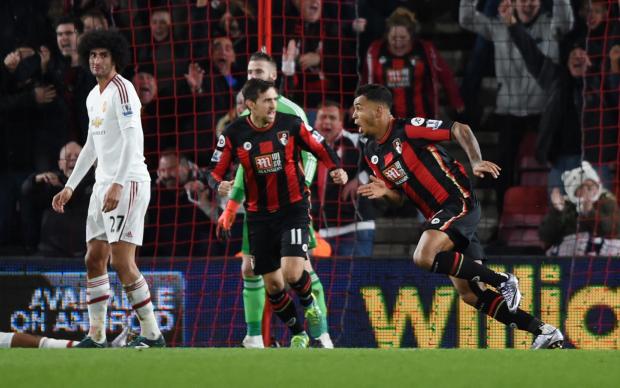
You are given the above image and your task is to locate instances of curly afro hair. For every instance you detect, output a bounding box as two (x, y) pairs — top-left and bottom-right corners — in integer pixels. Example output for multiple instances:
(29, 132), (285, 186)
(78, 30), (130, 73)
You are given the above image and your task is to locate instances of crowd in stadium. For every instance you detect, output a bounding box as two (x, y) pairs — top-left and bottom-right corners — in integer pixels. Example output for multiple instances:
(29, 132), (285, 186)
(1, 0), (619, 258)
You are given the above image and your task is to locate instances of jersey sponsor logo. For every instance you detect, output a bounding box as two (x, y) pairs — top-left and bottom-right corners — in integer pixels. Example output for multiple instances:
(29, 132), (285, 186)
(382, 161), (409, 185)
(125, 231), (133, 238)
(217, 135), (226, 147)
(211, 150), (222, 163)
(243, 142), (252, 150)
(121, 102), (133, 117)
(254, 152), (283, 174)
(392, 138), (402, 154)
(426, 119), (443, 130)
(91, 117), (104, 128)
(370, 155), (379, 164)
(411, 117), (425, 126)
(277, 131), (289, 146)
(386, 67), (410, 88)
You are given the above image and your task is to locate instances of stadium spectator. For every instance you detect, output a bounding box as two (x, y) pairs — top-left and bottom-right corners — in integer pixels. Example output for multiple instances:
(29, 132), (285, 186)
(459, 0), (501, 127)
(578, 0), (620, 189)
(41, 16), (96, 143)
(216, 90), (245, 137)
(21, 141), (94, 256)
(137, 8), (189, 97)
(80, 9), (109, 34)
(0, 45), (59, 246)
(355, 84), (564, 349)
(185, 35), (244, 157)
(363, 7), (464, 119)
(311, 100), (376, 257)
(142, 151), (222, 257)
(501, 4), (584, 205)
(459, 0), (574, 213)
(279, 0), (356, 108)
(539, 161), (620, 256)
(132, 70), (165, 168)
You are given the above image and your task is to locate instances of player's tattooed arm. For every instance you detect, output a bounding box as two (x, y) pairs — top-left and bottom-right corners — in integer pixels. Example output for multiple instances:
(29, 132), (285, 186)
(452, 122), (500, 179)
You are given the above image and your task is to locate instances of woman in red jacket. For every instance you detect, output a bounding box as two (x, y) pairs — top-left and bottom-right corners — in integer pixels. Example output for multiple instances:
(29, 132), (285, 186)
(363, 7), (464, 118)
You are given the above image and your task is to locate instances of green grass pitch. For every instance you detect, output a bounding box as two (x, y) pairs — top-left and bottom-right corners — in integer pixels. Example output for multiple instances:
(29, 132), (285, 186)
(1, 349), (618, 388)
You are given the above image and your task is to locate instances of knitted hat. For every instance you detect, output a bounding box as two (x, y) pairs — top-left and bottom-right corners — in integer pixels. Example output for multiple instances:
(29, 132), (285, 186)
(562, 161), (602, 207)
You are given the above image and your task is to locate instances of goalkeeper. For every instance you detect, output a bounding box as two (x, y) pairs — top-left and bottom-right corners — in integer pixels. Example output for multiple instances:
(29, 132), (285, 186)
(215, 52), (333, 349)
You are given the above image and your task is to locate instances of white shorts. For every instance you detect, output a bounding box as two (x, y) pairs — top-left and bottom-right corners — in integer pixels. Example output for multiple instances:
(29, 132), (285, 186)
(86, 181), (150, 245)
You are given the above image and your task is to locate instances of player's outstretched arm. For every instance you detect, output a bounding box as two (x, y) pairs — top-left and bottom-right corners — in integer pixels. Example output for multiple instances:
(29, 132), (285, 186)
(451, 122), (500, 179)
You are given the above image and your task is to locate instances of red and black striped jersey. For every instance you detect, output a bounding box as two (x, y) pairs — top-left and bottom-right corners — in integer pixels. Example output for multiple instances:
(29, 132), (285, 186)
(207, 112), (340, 214)
(363, 117), (473, 219)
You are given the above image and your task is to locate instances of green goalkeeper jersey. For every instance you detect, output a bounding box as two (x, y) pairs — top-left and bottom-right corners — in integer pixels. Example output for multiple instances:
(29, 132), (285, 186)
(229, 95), (317, 203)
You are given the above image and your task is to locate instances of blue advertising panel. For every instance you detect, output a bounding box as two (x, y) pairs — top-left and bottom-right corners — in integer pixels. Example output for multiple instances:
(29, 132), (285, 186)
(0, 256), (617, 348)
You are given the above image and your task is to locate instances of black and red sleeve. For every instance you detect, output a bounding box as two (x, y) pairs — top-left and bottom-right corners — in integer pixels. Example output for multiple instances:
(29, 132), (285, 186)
(404, 117), (454, 143)
(206, 133), (235, 190)
(295, 122), (341, 170)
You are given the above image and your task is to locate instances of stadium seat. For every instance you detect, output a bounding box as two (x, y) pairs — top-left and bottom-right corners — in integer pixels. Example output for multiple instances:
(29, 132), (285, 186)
(499, 186), (548, 247)
(517, 132), (549, 186)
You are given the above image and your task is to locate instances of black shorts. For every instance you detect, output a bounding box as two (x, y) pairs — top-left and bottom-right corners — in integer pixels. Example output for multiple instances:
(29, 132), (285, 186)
(422, 199), (486, 261)
(246, 202), (310, 275)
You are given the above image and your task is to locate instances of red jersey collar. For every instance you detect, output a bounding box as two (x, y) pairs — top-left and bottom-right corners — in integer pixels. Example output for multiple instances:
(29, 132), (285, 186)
(246, 115), (276, 132)
(376, 118), (394, 144)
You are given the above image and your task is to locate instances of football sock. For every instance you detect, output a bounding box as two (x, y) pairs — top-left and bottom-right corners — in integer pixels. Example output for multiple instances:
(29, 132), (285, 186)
(124, 274), (162, 340)
(39, 337), (75, 348)
(0, 332), (13, 348)
(476, 289), (543, 334)
(268, 289), (304, 335)
(431, 252), (508, 287)
(289, 270), (313, 308)
(243, 275), (265, 336)
(309, 271), (328, 317)
(86, 274), (110, 343)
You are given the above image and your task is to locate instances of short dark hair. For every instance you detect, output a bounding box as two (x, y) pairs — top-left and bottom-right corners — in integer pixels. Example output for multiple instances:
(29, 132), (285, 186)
(355, 84), (393, 109)
(249, 51), (277, 68)
(78, 30), (130, 72)
(242, 78), (276, 102)
(160, 149), (189, 167)
(56, 15), (84, 34)
(317, 100), (342, 119)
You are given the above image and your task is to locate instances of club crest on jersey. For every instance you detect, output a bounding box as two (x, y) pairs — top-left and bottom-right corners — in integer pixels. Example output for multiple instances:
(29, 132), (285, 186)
(243, 142), (252, 150)
(426, 119), (443, 130)
(254, 152), (283, 174)
(392, 138), (402, 154)
(217, 135), (226, 148)
(411, 117), (425, 126)
(121, 102), (133, 117)
(382, 161), (409, 185)
(277, 131), (289, 146)
(370, 155), (379, 165)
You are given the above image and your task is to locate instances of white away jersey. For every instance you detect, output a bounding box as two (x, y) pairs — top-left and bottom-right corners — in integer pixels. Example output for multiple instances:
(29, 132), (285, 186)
(86, 74), (150, 184)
